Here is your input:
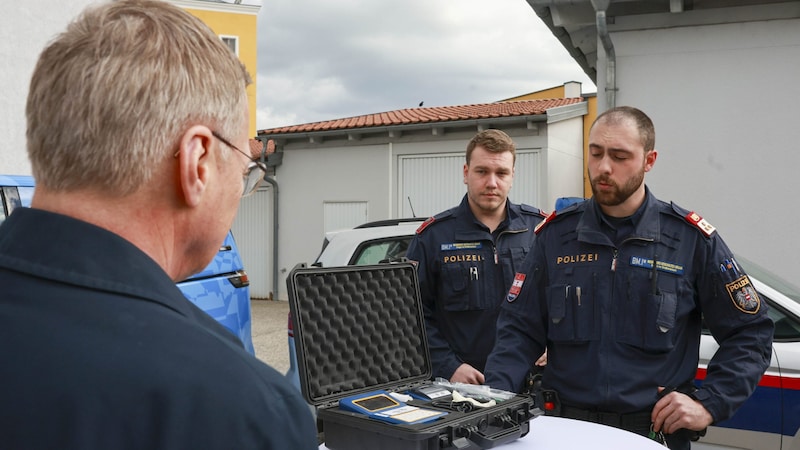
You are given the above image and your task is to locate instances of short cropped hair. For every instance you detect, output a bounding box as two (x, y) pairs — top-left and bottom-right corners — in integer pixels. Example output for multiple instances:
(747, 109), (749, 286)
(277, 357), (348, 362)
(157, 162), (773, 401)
(26, 0), (251, 195)
(592, 106), (656, 153)
(465, 129), (516, 165)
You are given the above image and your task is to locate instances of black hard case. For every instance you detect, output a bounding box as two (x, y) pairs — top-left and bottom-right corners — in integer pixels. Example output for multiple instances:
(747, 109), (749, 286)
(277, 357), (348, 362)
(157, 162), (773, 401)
(286, 263), (536, 450)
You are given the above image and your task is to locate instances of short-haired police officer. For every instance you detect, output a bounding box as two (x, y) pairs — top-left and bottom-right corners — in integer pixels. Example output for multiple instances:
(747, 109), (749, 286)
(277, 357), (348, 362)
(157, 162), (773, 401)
(484, 107), (773, 450)
(406, 129), (546, 385)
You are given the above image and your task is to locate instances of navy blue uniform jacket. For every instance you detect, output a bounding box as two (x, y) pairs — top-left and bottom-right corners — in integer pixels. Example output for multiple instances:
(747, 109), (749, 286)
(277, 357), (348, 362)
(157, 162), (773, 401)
(406, 195), (545, 379)
(485, 188), (773, 424)
(0, 208), (318, 450)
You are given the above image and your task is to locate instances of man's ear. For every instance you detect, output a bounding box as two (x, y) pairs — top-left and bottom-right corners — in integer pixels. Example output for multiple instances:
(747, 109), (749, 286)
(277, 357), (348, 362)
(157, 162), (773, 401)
(645, 149), (658, 173)
(176, 126), (213, 207)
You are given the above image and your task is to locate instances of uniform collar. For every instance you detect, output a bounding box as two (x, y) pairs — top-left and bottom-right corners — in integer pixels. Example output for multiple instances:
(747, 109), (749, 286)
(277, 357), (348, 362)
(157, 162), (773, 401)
(576, 186), (661, 246)
(453, 194), (527, 239)
(0, 207), (196, 317)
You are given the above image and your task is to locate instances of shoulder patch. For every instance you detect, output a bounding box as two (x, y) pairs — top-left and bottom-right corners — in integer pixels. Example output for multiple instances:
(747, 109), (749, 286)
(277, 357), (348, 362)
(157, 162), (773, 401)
(726, 275), (761, 314)
(415, 216), (435, 234)
(534, 211), (557, 234)
(684, 211), (716, 237)
(415, 209), (455, 234)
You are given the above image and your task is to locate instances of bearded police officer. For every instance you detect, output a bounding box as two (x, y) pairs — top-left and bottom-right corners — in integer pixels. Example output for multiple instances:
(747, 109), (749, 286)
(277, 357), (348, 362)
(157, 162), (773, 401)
(484, 107), (773, 450)
(406, 129), (546, 385)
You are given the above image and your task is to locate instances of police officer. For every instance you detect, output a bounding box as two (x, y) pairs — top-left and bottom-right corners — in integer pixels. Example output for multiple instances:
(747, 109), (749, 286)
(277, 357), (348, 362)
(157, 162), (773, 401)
(484, 107), (773, 450)
(406, 129), (546, 385)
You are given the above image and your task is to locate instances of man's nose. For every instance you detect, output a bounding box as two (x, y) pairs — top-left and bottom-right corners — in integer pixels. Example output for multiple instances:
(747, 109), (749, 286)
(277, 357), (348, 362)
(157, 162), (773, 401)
(596, 155), (613, 174)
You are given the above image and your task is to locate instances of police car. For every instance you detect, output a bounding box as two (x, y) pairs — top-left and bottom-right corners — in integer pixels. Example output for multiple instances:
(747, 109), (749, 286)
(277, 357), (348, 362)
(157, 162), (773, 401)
(694, 255), (800, 450)
(285, 213), (800, 449)
(0, 175), (255, 354)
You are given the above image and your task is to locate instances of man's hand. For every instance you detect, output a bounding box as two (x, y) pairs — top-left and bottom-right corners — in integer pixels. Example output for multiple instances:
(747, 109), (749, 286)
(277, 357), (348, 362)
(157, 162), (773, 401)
(651, 388), (713, 434)
(450, 363), (485, 384)
(535, 349), (547, 366)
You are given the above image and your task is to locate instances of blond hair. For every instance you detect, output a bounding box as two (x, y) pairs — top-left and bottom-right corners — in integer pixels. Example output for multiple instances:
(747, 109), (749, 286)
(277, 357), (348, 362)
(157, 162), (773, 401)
(26, 0), (251, 195)
(466, 129), (516, 165)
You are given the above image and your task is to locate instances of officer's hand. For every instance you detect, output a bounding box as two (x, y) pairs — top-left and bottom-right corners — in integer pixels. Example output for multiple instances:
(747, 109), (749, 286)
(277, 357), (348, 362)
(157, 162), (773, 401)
(535, 349), (547, 366)
(651, 387), (713, 434)
(450, 363), (485, 385)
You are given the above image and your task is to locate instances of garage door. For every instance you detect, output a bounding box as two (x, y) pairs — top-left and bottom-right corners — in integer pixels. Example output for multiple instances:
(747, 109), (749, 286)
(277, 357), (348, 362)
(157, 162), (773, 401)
(399, 150), (542, 218)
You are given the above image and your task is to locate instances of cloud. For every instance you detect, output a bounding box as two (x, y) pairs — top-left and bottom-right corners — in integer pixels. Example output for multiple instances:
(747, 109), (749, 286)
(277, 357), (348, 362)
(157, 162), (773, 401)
(256, 0), (595, 129)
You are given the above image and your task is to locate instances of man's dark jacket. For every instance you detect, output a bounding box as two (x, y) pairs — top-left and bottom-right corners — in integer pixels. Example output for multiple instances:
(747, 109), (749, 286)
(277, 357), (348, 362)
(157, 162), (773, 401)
(0, 208), (318, 449)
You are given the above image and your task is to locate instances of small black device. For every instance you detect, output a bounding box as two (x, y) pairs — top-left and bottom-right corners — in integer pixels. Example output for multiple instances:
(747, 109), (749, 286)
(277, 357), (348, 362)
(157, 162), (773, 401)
(407, 385), (452, 401)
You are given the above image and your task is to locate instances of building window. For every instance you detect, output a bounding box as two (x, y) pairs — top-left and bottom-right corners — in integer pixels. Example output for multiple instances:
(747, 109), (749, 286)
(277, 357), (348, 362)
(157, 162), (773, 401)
(220, 35), (239, 56)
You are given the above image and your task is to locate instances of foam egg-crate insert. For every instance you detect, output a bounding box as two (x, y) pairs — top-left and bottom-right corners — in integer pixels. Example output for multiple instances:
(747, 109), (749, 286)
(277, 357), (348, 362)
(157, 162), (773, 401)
(289, 264), (429, 402)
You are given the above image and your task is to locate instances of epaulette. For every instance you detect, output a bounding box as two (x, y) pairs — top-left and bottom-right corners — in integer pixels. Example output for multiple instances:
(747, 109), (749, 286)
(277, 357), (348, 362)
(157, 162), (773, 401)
(534, 201), (583, 234)
(415, 217), (435, 234)
(671, 202), (716, 237)
(519, 204), (548, 219)
(415, 209), (454, 235)
(534, 210), (557, 234)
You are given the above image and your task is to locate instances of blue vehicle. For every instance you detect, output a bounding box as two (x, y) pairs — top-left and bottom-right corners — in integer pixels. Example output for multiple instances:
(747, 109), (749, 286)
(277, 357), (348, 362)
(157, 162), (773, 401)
(0, 175), (254, 355)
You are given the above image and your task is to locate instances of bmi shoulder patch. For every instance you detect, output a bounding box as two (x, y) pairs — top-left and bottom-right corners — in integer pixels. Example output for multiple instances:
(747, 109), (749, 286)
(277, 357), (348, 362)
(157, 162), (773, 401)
(415, 216), (435, 234)
(534, 211), (557, 234)
(684, 211), (716, 237)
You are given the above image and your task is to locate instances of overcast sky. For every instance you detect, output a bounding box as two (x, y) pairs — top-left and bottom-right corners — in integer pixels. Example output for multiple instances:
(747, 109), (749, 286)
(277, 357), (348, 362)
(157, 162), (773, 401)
(253, 0), (596, 131)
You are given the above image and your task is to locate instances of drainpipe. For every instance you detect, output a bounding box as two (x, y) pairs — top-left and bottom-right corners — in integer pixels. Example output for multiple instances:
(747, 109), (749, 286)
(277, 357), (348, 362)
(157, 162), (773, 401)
(591, 0), (616, 108)
(262, 175), (279, 300)
(257, 137), (281, 300)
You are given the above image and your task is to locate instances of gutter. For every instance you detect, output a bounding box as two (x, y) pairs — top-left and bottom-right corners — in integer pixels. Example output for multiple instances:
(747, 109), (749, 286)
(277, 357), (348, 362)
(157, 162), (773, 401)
(527, 0), (615, 108)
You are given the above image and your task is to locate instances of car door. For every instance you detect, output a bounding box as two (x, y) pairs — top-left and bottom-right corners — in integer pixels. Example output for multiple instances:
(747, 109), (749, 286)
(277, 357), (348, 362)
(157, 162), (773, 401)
(695, 269), (800, 450)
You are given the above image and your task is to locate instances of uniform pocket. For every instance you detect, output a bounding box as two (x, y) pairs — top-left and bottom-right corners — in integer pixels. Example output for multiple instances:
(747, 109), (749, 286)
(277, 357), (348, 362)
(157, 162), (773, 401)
(441, 262), (490, 311)
(619, 289), (678, 352)
(546, 283), (596, 343)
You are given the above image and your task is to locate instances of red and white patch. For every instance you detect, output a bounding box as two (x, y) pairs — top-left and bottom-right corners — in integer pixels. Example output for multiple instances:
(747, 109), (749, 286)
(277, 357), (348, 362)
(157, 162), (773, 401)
(685, 211), (716, 237)
(534, 211), (557, 235)
(507, 273), (526, 302)
(415, 216), (435, 234)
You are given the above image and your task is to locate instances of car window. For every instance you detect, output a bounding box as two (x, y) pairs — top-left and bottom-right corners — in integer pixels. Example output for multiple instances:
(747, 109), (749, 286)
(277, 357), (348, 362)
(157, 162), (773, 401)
(765, 294), (800, 340)
(351, 237), (411, 265)
(1, 187), (22, 226)
(18, 187), (34, 207)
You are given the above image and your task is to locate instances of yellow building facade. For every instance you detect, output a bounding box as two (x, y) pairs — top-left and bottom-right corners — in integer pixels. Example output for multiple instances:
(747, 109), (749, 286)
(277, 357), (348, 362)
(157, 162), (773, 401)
(169, 0), (260, 137)
(503, 82), (597, 198)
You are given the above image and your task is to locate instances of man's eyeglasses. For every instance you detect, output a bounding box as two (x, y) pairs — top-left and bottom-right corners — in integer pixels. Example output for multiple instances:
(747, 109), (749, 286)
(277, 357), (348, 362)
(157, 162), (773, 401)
(174, 130), (267, 197)
(210, 131), (267, 197)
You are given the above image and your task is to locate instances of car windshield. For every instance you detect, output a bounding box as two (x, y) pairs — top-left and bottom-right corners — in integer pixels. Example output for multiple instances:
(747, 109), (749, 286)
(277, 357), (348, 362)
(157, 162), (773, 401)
(736, 255), (800, 305)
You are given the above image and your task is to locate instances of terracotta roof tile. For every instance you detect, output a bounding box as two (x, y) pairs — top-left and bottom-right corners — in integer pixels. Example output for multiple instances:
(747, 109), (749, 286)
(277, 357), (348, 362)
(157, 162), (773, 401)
(247, 138), (275, 157)
(258, 98), (583, 135)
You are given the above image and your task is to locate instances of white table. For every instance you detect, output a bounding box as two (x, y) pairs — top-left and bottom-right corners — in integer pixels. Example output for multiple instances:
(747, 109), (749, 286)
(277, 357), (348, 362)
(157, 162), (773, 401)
(502, 416), (666, 449)
(319, 415), (667, 449)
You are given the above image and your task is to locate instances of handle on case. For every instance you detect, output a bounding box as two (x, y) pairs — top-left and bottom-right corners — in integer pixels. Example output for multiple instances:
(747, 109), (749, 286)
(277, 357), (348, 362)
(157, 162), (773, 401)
(467, 424), (524, 448)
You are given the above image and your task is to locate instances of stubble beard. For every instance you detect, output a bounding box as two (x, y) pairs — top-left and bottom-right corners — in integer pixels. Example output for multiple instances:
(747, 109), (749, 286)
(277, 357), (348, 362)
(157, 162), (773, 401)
(590, 169), (645, 207)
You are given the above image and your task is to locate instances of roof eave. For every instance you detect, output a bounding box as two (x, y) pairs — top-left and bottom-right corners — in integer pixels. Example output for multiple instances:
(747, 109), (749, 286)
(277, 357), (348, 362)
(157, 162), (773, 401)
(259, 114), (552, 143)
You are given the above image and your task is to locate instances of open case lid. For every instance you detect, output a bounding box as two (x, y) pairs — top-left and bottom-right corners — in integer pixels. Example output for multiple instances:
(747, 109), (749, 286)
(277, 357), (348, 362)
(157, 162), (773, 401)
(286, 263), (432, 408)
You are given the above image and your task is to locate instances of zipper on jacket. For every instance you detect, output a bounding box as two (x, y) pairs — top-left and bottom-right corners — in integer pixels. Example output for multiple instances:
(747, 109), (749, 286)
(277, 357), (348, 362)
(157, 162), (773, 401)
(492, 228), (529, 266)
